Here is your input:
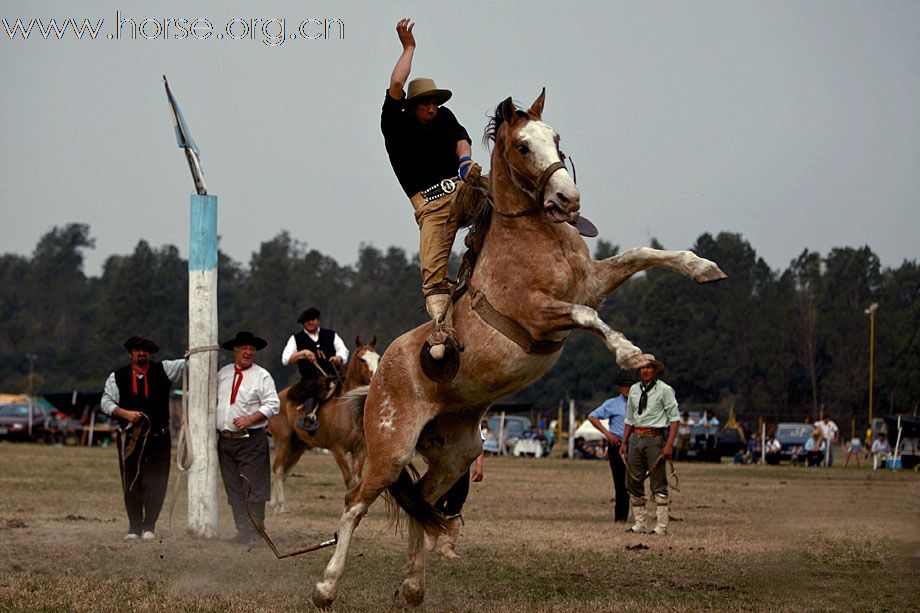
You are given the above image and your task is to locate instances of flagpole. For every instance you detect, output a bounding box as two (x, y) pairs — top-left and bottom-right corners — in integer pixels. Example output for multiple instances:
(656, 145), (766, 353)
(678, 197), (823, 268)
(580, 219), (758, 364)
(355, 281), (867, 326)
(163, 75), (219, 537)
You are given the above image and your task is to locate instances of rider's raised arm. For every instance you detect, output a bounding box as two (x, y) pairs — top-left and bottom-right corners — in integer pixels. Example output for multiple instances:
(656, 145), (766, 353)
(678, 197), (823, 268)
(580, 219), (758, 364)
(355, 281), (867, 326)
(388, 18), (415, 100)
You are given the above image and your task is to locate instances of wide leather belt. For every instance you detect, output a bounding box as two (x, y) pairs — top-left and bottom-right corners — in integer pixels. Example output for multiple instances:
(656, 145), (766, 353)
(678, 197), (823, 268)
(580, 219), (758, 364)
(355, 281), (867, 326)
(217, 429), (260, 440)
(633, 427), (666, 437)
(418, 175), (461, 203)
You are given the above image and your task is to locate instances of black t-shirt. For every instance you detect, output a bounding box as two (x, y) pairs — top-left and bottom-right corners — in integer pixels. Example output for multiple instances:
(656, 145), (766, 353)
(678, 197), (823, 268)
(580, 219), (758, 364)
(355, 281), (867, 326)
(381, 91), (472, 197)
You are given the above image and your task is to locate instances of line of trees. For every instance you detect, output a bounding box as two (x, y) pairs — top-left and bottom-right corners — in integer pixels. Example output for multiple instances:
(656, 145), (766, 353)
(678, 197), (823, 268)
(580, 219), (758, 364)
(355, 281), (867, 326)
(0, 223), (916, 428)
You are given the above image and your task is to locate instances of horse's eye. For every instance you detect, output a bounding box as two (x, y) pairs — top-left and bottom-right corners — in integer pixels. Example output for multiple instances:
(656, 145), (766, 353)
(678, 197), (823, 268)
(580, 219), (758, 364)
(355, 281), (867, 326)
(517, 144), (529, 155)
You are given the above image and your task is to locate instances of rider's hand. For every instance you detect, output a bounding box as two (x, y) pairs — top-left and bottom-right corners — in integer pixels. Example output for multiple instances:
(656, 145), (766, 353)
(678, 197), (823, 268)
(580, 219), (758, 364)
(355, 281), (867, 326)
(330, 356), (344, 366)
(302, 350), (317, 363)
(619, 442), (629, 460)
(661, 443), (674, 459)
(459, 157), (480, 181)
(396, 18), (415, 50)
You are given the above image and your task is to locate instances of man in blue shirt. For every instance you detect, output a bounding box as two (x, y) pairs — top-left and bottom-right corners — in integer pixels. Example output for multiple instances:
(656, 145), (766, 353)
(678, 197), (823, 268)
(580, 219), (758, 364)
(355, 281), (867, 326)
(588, 371), (638, 523)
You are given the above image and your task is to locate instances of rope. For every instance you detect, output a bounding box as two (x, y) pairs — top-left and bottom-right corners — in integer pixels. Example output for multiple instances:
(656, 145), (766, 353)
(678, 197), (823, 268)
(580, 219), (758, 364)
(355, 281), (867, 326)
(168, 344), (219, 530)
(626, 455), (680, 493)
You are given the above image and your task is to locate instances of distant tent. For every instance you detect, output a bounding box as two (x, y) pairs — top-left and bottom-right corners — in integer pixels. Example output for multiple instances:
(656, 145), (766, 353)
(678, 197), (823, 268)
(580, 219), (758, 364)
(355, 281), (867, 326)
(574, 419), (607, 442)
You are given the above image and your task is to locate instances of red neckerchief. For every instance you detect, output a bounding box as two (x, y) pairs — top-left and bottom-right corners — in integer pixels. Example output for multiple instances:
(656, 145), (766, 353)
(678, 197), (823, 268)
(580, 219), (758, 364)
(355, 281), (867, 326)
(230, 365), (250, 405)
(131, 364), (149, 398)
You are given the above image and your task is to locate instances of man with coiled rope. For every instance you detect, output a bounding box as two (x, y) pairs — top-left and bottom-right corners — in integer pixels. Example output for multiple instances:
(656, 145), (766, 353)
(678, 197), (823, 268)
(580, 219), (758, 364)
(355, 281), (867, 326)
(101, 336), (186, 541)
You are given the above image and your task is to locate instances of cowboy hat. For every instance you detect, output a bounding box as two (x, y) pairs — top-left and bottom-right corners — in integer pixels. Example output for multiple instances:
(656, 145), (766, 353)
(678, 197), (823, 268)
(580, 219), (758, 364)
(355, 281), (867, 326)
(123, 336), (159, 353)
(637, 353), (665, 372)
(221, 331), (268, 351)
(616, 371), (638, 387)
(406, 77), (452, 105)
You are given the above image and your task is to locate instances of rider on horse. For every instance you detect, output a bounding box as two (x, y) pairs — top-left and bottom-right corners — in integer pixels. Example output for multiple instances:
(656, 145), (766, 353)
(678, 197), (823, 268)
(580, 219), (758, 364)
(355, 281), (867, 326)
(281, 307), (348, 433)
(381, 18), (482, 361)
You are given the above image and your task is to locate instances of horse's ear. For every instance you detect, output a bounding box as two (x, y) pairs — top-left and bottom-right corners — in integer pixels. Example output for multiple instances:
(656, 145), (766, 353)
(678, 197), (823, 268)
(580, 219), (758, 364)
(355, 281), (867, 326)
(528, 88), (545, 118)
(370, 335), (376, 348)
(500, 96), (516, 125)
(355, 336), (362, 348)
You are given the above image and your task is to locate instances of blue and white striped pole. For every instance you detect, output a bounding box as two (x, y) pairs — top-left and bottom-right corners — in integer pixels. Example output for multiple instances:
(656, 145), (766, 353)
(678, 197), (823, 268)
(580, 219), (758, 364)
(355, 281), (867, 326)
(188, 194), (219, 537)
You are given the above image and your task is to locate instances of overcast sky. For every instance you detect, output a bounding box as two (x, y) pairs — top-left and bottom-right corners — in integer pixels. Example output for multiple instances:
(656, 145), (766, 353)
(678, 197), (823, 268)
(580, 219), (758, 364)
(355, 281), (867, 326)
(2, 1), (918, 277)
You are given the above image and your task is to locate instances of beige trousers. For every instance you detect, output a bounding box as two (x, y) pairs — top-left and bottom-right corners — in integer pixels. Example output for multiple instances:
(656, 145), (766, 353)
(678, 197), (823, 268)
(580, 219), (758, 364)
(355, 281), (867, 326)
(411, 191), (460, 296)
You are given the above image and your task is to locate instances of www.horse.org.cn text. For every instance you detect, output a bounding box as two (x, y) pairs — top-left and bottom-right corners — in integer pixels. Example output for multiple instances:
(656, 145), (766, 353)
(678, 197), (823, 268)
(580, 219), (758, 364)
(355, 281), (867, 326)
(2, 12), (346, 46)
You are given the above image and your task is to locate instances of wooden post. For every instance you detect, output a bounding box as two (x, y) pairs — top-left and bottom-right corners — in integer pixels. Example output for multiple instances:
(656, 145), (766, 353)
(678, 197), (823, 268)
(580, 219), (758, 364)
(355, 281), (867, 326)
(567, 399), (575, 459)
(187, 193), (219, 537)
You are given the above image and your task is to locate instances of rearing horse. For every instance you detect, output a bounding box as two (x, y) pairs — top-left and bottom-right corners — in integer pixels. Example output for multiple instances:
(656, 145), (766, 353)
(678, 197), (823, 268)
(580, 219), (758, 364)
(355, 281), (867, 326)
(312, 91), (726, 608)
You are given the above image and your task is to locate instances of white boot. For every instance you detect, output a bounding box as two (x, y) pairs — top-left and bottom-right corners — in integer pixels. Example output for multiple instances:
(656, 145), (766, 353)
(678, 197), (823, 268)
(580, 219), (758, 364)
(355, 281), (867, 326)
(425, 294), (451, 359)
(652, 494), (669, 535)
(438, 516), (462, 559)
(627, 497), (648, 533)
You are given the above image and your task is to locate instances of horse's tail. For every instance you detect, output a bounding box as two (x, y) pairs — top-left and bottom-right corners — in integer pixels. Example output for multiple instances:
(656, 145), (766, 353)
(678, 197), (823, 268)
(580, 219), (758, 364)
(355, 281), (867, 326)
(385, 464), (450, 537)
(341, 385), (369, 430)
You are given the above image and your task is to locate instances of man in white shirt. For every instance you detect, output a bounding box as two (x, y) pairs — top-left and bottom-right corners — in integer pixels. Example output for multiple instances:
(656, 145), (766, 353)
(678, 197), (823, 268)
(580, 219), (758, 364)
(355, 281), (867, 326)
(814, 415), (840, 466)
(870, 433), (891, 469)
(217, 331), (280, 545)
(281, 307), (348, 433)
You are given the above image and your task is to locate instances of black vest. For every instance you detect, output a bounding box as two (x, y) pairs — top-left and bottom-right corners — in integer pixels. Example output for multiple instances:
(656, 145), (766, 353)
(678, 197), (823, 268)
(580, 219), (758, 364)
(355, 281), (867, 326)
(294, 329), (337, 380)
(114, 362), (173, 429)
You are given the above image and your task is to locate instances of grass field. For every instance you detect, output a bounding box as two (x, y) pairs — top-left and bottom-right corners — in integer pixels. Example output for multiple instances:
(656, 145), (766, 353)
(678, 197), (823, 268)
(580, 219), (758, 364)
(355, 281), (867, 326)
(0, 442), (917, 612)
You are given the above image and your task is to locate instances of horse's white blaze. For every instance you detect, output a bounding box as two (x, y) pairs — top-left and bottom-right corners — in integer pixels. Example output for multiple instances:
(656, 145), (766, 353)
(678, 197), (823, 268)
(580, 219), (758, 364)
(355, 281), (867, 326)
(518, 121), (579, 211)
(362, 351), (380, 374)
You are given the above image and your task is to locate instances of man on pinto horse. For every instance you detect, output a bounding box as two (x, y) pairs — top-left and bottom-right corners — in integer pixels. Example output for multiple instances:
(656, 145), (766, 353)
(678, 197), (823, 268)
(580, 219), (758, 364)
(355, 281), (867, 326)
(381, 18), (482, 362)
(281, 307), (348, 434)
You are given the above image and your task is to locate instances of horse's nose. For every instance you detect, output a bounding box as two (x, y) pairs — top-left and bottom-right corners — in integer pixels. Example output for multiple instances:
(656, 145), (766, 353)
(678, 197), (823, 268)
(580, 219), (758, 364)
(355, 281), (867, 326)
(556, 192), (569, 204)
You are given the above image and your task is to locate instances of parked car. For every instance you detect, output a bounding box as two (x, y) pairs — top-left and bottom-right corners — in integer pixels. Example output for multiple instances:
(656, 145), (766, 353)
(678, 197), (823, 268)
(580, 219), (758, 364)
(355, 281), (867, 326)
(0, 403), (50, 442)
(483, 415), (531, 454)
(766, 422), (814, 464)
(685, 425), (747, 462)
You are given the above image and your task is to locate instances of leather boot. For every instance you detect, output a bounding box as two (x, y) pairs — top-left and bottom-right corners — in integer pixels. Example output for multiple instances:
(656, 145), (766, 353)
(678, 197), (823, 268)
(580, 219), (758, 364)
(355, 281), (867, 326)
(437, 516), (462, 559)
(425, 294), (451, 359)
(627, 497), (648, 533)
(652, 494), (669, 535)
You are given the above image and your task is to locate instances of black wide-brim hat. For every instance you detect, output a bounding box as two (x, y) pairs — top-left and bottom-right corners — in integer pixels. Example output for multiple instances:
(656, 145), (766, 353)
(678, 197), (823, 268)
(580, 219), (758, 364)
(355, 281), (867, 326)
(124, 336), (159, 353)
(221, 331), (268, 351)
(616, 371), (638, 387)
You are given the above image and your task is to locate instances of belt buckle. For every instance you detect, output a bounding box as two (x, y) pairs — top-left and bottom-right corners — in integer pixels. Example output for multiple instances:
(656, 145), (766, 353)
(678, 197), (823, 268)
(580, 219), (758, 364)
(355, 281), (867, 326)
(439, 178), (457, 194)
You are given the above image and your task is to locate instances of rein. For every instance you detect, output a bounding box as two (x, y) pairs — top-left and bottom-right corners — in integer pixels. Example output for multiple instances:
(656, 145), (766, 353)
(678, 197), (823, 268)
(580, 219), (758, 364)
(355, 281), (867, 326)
(626, 455), (681, 492)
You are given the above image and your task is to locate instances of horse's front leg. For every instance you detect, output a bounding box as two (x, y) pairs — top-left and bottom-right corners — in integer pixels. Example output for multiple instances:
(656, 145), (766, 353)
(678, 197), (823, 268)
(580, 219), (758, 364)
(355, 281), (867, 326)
(569, 304), (646, 369)
(589, 247), (726, 300)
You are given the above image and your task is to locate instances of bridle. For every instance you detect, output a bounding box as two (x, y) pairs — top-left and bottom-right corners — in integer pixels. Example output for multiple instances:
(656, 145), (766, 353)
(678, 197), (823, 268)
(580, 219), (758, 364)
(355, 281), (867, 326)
(494, 123), (571, 218)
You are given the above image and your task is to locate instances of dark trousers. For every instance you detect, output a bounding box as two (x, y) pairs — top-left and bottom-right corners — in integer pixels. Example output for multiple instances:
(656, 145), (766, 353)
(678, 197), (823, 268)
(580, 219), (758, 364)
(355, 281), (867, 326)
(606, 444), (629, 521)
(435, 470), (471, 517)
(119, 430), (171, 534)
(218, 429), (270, 535)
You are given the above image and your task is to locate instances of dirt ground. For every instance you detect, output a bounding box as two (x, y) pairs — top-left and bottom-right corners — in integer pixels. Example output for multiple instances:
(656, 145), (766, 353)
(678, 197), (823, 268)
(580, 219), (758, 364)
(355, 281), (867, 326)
(0, 442), (917, 612)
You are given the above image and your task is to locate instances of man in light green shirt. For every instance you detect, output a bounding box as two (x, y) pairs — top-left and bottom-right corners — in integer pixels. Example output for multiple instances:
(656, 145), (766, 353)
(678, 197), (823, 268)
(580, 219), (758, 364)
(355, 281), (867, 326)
(619, 353), (680, 535)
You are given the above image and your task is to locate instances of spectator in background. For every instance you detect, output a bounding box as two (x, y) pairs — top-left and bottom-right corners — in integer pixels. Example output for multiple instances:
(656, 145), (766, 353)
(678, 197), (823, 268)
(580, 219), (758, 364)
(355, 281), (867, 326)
(813, 415), (840, 466)
(804, 429), (826, 467)
(871, 433), (891, 470)
(699, 409), (720, 454)
(844, 437), (862, 468)
(588, 371), (637, 523)
(676, 411), (695, 461)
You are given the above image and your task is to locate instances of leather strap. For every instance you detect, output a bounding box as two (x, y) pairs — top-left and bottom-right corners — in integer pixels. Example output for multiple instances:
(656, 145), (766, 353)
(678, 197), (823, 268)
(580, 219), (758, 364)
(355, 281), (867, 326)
(495, 160), (567, 218)
(470, 290), (563, 355)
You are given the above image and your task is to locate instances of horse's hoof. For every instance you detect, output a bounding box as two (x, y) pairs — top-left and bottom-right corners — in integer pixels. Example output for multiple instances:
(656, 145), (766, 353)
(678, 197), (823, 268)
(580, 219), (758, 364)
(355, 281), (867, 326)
(312, 583), (336, 609)
(694, 264), (727, 284)
(618, 352), (646, 370)
(401, 579), (425, 607)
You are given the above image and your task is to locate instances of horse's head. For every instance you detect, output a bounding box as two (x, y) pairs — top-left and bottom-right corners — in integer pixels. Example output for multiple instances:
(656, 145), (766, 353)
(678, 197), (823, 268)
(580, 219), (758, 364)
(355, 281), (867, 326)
(486, 89), (580, 223)
(352, 336), (380, 386)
